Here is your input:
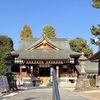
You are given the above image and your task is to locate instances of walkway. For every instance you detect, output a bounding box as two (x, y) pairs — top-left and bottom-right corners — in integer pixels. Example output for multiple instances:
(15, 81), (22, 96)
(0, 86), (92, 100)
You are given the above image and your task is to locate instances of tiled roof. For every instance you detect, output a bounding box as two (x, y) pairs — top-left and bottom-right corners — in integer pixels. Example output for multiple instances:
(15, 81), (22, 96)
(18, 49), (70, 60)
(11, 34), (81, 59)
(76, 60), (98, 74)
(26, 34), (62, 50)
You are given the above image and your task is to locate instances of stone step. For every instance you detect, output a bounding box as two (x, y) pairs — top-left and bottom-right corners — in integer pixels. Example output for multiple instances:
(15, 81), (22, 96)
(58, 83), (76, 88)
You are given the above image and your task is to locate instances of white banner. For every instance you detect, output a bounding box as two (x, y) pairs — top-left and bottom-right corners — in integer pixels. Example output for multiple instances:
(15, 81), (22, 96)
(0, 76), (10, 92)
(16, 74), (23, 86)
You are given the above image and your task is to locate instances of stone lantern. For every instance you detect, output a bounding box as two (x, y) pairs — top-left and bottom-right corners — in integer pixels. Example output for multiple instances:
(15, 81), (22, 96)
(5, 52), (18, 91)
(5, 52), (13, 73)
(75, 52), (91, 90)
(78, 52), (87, 77)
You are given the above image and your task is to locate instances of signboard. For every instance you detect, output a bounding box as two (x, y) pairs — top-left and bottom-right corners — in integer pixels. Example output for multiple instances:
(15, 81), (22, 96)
(0, 76), (10, 93)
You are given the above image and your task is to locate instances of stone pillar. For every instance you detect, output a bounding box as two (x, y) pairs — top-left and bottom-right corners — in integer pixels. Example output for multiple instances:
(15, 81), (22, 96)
(50, 67), (53, 76)
(7, 65), (12, 73)
(50, 67), (53, 83)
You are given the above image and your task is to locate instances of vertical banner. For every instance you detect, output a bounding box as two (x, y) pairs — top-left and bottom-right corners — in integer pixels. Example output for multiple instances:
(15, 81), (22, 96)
(19, 74), (23, 85)
(0, 76), (5, 92)
(0, 76), (10, 93)
(16, 74), (23, 86)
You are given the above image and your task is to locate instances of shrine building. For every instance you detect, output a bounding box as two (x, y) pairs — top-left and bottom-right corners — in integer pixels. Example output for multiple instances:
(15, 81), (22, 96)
(10, 34), (98, 84)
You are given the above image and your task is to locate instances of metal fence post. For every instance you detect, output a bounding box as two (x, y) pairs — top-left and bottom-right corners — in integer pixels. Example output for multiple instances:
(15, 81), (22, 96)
(52, 70), (60, 100)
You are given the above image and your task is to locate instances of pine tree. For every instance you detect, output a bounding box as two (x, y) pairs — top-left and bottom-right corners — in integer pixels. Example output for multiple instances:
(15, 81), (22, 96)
(90, 0), (100, 45)
(69, 37), (93, 58)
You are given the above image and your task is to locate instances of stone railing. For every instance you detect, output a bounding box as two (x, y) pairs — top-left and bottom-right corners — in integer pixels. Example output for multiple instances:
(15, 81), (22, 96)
(59, 77), (77, 84)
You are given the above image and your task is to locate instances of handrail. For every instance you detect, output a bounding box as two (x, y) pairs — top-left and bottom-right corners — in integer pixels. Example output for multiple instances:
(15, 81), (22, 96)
(52, 69), (60, 100)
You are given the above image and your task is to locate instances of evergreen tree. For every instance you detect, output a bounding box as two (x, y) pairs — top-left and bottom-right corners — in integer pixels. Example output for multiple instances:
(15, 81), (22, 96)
(91, 0), (100, 75)
(42, 25), (56, 38)
(90, 0), (100, 46)
(0, 35), (14, 75)
(20, 24), (33, 38)
(69, 37), (93, 58)
(92, 0), (100, 8)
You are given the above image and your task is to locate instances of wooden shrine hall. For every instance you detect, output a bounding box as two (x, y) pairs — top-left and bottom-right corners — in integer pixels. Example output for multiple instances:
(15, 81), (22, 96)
(10, 34), (82, 84)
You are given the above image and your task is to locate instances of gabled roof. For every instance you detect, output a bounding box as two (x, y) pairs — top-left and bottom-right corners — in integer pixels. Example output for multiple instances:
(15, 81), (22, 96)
(17, 36), (71, 51)
(11, 34), (81, 60)
(26, 34), (62, 50)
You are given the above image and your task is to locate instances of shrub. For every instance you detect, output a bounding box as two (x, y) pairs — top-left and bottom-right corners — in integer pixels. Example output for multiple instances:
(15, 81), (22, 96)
(90, 78), (95, 87)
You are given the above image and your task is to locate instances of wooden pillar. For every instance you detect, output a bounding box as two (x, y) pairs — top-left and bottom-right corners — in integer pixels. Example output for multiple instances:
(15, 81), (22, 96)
(31, 66), (33, 77)
(20, 65), (22, 75)
(56, 66), (59, 78)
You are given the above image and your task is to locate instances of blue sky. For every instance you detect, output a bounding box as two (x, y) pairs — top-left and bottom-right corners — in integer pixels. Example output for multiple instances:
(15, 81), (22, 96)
(0, 0), (100, 53)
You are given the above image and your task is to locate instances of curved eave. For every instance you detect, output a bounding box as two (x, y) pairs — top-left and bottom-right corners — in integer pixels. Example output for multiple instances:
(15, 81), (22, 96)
(70, 54), (81, 58)
(11, 53), (19, 57)
(89, 50), (100, 61)
(10, 51), (19, 57)
(5, 52), (19, 57)
(18, 49), (70, 60)
(19, 58), (69, 60)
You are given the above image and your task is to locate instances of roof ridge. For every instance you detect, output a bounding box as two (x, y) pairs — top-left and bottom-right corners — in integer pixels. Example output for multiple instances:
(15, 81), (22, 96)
(26, 34), (63, 50)
(21, 37), (68, 41)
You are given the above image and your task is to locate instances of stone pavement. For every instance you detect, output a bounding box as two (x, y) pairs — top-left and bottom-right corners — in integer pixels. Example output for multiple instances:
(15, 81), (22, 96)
(0, 86), (93, 100)
(75, 89), (100, 100)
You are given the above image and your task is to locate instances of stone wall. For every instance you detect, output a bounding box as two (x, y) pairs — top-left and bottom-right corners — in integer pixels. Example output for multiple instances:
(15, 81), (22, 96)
(75, 79), (90, 90)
